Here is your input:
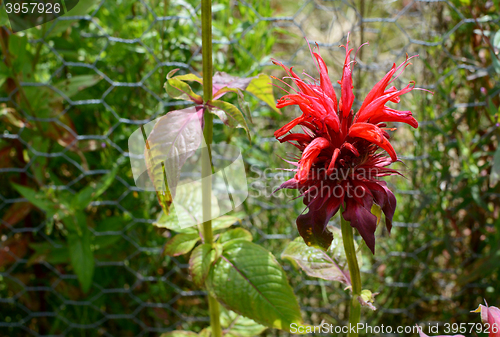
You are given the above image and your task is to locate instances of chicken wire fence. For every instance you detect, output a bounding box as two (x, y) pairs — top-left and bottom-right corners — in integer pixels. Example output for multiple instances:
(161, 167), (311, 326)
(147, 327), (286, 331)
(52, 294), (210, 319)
(0, 0), (498, 336)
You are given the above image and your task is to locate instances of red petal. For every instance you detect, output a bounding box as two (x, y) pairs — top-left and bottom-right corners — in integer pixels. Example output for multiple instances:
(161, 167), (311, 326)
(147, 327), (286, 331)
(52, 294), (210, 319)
(313, 52), (338, 111)
(296, 137), (330, 182)
(348, 123), (397, 161)
(326, 148), (341, 175)
(356, 82), (415, 123)
(358, 106), (418, 128)
(340, 47), (354, 118)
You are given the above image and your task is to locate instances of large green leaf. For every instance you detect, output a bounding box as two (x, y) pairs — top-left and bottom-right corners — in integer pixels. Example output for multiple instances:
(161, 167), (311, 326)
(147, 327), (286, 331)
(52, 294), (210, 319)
(206, 240), (303, 331)
(164, 233), (201, 257)
(281, 236), (350, 286)
(208, 100), (250, 140)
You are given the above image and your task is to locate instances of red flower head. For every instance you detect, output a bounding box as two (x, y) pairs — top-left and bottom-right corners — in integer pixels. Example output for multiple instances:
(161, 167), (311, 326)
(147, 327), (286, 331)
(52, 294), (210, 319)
(273, 36), (429, 254)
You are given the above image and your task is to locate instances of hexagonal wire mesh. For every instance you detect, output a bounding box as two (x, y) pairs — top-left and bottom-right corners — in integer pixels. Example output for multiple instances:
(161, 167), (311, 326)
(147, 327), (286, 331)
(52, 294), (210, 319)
(1, 0), (499, 336)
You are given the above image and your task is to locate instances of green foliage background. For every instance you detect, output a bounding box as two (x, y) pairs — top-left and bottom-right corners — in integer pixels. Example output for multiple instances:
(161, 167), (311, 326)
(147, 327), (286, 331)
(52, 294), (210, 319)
(0, 0), (499, 336)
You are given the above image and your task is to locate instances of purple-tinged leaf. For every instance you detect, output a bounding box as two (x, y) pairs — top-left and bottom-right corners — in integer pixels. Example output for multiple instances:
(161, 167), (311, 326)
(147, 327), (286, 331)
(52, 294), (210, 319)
(144, 107), (204, 213)
(212, 72), (254, 99)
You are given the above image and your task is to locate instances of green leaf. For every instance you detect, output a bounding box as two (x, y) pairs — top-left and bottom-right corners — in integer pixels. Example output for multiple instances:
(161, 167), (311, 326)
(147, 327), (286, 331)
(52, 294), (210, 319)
(220, 306), (267, 337)
(281, 236), (350, 286)
(27, 241), (70, 266)
(71, 164), (120, 211)
(66, 211), (94, 293)
(245, 74), (279, 113)
(189, 243), (222, 287)
(173, 73), (203, 84)
(206, 240), (303, 331)
(208, 100), (250, 140)
(219, 228), (253, 243)
(53, 75), (102, 100)
(490, 146), (500, 187)
(165, 69), (203, 103)
(164, 233), (201, 257)
(11, 184), (57, 213)
(153, 210), (197, 233)
(371, 203), (382, 227)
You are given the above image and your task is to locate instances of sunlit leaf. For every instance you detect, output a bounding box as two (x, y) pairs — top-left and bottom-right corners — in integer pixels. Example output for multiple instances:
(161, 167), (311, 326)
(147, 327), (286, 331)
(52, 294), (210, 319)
(281, 236), (350, 286)
(165, 69), (203, 103)
(164, 233), (201, 257)
(245, 74), (279, 113)
(208, 99), (250, 139)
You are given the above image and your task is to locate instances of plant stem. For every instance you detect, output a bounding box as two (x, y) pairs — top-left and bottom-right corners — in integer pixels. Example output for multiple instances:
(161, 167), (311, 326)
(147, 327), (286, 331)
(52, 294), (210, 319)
(341, 214), (362, 337)
(201, 0), (222, 336)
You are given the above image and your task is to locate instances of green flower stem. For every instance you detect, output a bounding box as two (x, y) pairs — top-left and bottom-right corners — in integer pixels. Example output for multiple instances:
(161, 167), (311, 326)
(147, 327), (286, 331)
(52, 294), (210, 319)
(341, 214), (362, 337)
(201, 0), (222, 336)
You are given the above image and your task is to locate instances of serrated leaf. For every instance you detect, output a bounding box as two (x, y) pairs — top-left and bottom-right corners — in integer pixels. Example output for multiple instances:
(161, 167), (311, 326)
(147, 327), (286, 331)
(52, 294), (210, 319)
(281, 236), (350, 286)
(165, 69), (203, 103)
(245, 74), (279, 113)
(206, 240), (303, 331)
(220, 306), (267, 337)
(208, 100), (250, 140)
(164, 233), (201, 257)
(219, 228), (253, 243)
(189, 243), (221, 287)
